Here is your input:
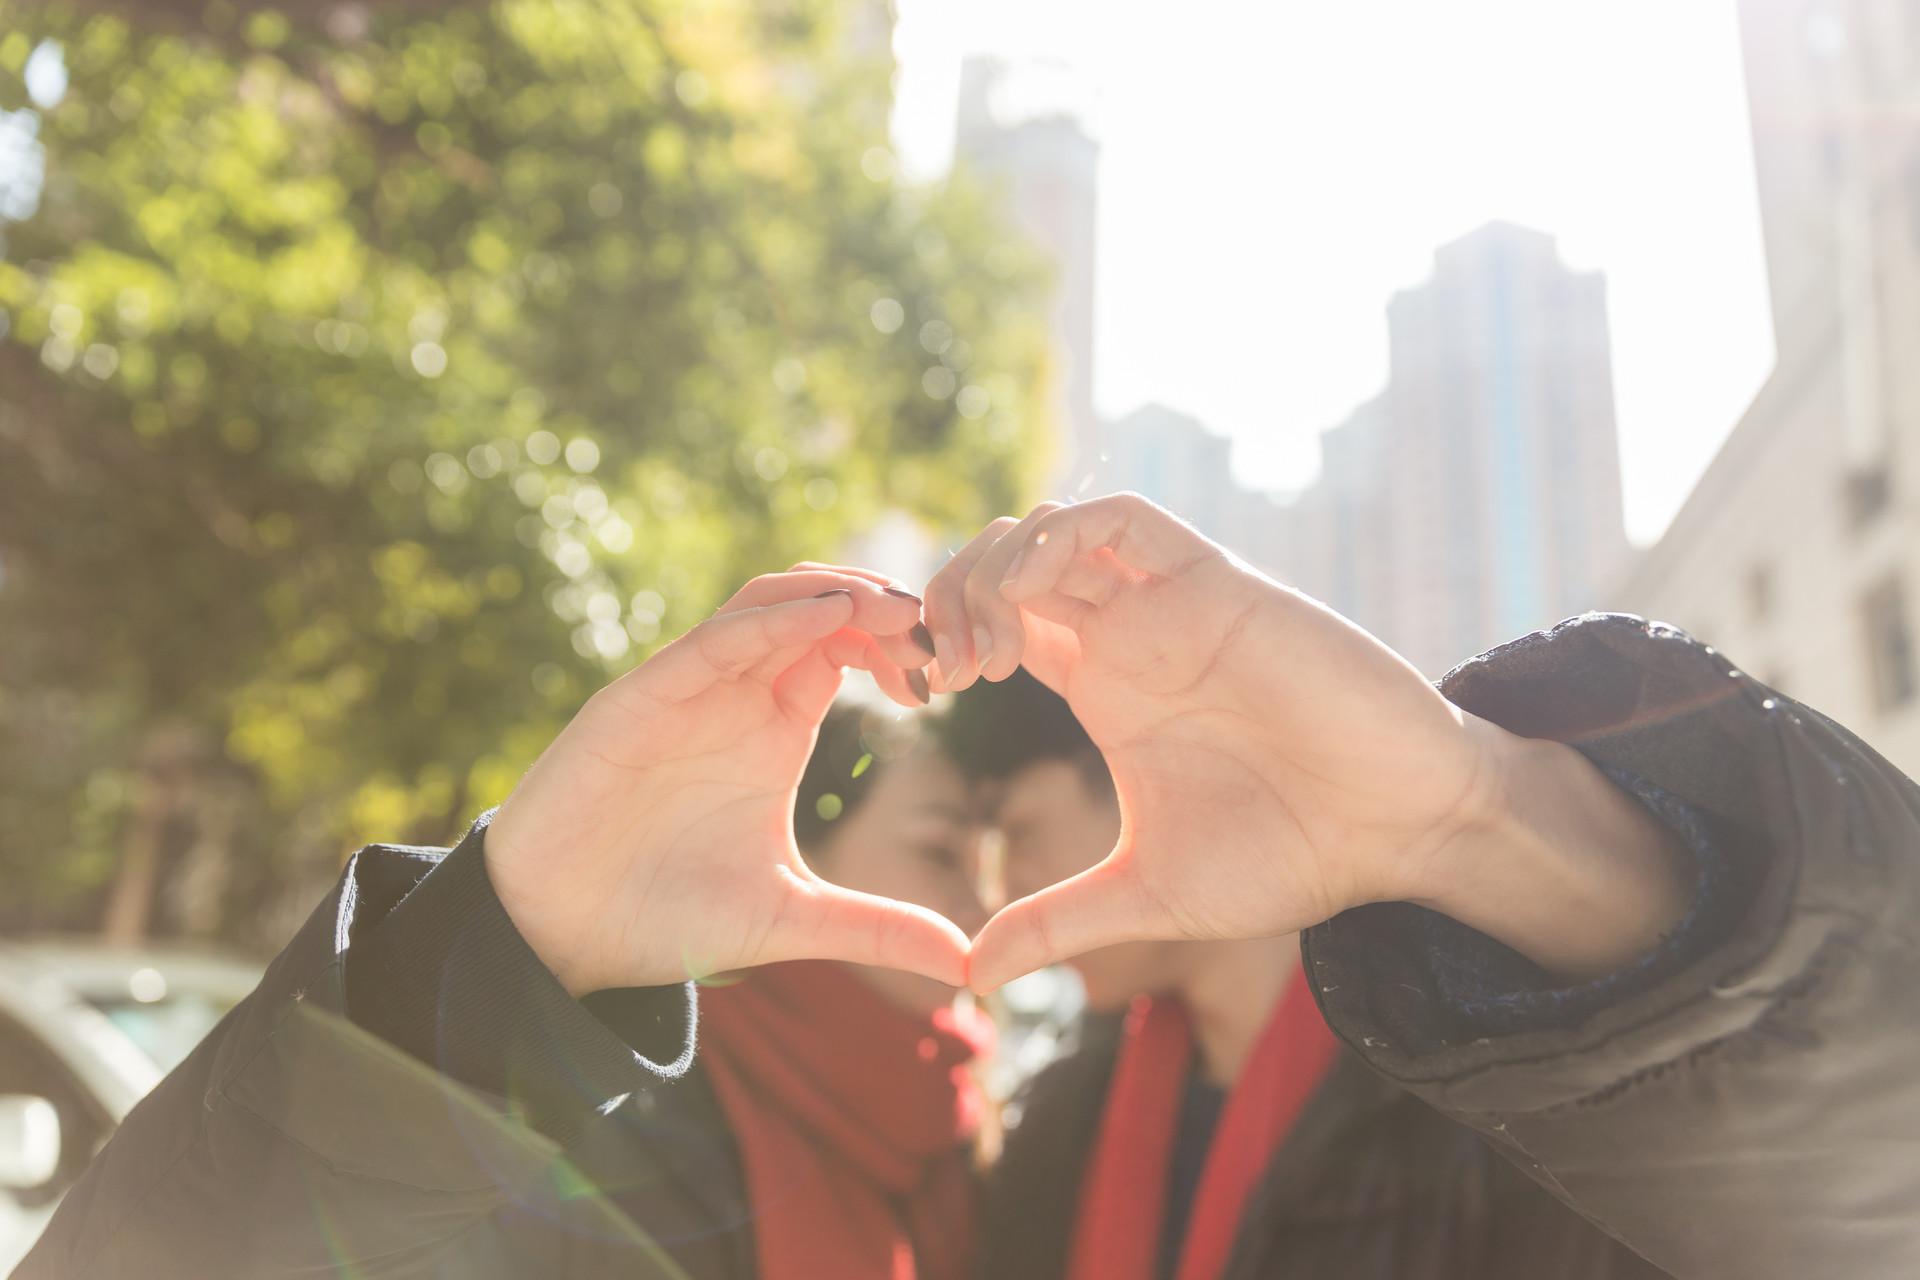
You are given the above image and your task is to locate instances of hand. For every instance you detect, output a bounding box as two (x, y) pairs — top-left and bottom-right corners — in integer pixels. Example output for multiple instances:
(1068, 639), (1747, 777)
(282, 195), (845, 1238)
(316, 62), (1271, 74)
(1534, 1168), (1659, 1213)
(485, 566), (964, 996)
(928, 494), (1689, 993)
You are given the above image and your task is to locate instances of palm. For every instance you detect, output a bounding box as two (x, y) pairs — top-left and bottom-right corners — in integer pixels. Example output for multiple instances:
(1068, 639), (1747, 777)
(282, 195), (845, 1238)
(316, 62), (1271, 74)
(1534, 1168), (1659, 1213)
(944, 496), (1487, 991)
(486, 570), (966, 995)
(524, 689), (809, 985)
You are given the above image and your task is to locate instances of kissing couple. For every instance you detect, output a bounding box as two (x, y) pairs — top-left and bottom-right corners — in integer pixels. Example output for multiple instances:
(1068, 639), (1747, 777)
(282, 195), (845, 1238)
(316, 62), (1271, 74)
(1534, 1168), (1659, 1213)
(23, 494), (1918, 1280)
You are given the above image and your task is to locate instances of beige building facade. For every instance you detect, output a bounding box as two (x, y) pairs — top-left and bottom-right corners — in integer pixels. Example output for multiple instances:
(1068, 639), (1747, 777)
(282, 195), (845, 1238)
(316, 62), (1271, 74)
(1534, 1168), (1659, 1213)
(1616, 0), (1920, 775)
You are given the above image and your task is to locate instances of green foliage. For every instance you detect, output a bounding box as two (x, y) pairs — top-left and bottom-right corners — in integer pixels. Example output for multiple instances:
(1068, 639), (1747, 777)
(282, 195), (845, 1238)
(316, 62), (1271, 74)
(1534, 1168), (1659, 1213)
(0, 0), (1052, 941)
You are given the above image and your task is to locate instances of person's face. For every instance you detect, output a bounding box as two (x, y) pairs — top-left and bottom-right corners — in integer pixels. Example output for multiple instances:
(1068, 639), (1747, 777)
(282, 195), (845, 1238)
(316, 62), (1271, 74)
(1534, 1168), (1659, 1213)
(809, 747), (990, 1015)
(994, 758), (1184, 1011)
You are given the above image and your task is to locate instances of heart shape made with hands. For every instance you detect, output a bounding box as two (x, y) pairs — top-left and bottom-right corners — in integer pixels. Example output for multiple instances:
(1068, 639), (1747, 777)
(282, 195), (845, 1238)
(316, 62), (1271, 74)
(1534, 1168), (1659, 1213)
(921, 493), (1495, 996)
(484, 495), (1490, 1001)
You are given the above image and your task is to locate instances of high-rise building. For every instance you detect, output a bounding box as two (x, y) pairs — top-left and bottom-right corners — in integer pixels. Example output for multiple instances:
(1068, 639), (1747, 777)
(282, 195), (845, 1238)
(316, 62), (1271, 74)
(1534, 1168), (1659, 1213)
(1289, 394), (1394, 638)
(1615, 0), (1920, 775)
(1090, 224), (1627, 679)
(954, 56), (1100, 489)
(1376, 222), (1629, 675)
(1094, 403), (1234, 527)
(1265, 224), (1627, 676)
(1086, 403), (1303, 585)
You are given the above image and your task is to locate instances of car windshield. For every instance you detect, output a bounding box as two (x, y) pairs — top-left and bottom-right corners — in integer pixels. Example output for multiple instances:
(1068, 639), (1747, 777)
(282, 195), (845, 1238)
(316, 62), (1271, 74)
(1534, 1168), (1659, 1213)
(86, 993), (238, 1074)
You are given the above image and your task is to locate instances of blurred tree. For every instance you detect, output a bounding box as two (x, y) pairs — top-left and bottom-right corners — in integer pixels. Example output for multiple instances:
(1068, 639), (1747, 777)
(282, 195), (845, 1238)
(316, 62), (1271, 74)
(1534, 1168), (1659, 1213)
(0, 0), (1053, 946)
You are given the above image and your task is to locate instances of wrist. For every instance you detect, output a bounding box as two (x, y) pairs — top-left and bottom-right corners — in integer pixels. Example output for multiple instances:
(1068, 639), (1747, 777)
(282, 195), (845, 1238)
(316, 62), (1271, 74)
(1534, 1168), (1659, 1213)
(1409, 716), (1692, 982)
(480, 819), (599, 998)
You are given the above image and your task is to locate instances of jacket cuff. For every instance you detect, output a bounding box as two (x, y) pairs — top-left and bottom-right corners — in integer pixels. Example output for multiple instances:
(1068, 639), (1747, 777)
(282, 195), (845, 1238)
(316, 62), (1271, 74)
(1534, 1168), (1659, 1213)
(1302, 612), (1790, 1110)
(343, 812), (696, 1146)
(1402, 769), (1735, 1035)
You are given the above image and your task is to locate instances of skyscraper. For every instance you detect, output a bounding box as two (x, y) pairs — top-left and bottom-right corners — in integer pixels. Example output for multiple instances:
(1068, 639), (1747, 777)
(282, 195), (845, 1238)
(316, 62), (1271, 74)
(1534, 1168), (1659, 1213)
(1290, 394), (1394, 639)
(1088, 224), (1627, 680)
(1277, 223), (1629, 676)
(1094, 403), (1234, 528)
(1378, 222), (1628, 675)
(954, 56), (1100, 489)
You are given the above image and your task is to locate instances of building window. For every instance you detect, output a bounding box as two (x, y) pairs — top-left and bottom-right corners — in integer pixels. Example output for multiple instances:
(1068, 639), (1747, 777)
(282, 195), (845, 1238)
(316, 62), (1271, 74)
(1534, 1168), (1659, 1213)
(1844, 463), (1892, 532)
(1747, 563), (1774, 622)
(1862, 575), (1917, 713)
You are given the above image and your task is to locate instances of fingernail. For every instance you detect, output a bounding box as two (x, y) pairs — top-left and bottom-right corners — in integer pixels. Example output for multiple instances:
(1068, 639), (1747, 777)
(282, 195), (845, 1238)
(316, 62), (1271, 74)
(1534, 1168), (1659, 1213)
(972, 625), (994, 672)
(909, 622), (936, 659)
(813, 589), (852, 599)
(883, 586), (922, 604)
(1000, 548), (1026, 588)
(905, 668), (930, 704)
(933, 633), (958, 682)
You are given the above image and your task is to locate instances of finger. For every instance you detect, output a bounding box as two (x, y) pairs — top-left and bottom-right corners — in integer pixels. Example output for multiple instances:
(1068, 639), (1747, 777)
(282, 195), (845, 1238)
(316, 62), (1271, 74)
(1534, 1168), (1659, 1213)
(720, 567), (905, 613)
(1006, 604), (1085, 695)
(872, 625), (938, 673)
(637, 593), (855, 702)
(735, 590), (863, 698)
(1016, 592), (1094, 634)
(769, 647), (848, 727)
(819, 630), (928, 709)
(963, 554), (1117, 695)
(924, 516), (1019, 692)
(768, 875), (971, 987)
(764, 628), (928, 718)
(876, 663), (930, 709)
(777, 570), (937, 669)
(1052, 548), (1133, 606)
(964, 502), (1066, 684)
(752, 617), (917, 694)
(1000, 492), (1219, 604)
(786, 560), (907, 590)
(721, 570), (934, 666)
(966, 861), (1162, 995)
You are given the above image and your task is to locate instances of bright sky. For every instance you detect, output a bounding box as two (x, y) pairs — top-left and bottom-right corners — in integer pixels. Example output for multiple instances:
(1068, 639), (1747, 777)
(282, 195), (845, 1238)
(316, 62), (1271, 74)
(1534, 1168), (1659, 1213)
(890, 0), (1776, 546)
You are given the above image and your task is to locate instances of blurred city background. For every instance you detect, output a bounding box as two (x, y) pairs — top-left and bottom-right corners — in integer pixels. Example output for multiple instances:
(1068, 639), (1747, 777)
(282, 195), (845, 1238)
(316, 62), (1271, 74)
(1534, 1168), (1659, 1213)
(0, 0), (1916, 1260)
(902, 0), (1918, 770)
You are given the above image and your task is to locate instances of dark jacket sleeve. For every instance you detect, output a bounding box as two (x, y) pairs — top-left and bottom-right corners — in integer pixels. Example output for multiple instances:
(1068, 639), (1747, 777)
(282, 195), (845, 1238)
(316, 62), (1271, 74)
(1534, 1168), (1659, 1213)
(15, 820), (696, 1279)
(1301, 611), (1920, 1279)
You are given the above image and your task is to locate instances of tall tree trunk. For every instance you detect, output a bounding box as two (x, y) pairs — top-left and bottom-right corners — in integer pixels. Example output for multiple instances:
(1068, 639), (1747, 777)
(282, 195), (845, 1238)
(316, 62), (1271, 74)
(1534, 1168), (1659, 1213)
(101, 723), (198, 943)
(172, 775), (240, 937)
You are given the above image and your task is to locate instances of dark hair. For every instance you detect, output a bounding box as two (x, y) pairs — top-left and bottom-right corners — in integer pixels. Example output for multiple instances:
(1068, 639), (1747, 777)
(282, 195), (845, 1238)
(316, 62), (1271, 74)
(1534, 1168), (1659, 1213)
(792, 703), (930, 853)
(937, 667), (1112, 797)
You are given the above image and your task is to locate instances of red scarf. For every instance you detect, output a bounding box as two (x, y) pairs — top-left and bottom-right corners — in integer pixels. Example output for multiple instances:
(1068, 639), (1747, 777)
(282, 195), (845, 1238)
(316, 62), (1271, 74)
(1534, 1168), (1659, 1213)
(1066, 965), (1339, 1280)
(699, 961), (994, 1280)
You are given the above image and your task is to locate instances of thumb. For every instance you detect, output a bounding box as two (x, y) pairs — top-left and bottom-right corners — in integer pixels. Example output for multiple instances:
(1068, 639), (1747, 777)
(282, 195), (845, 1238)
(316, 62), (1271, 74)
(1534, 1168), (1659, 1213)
(967, 860), (1160, 995)
(764, 876), (972, 988)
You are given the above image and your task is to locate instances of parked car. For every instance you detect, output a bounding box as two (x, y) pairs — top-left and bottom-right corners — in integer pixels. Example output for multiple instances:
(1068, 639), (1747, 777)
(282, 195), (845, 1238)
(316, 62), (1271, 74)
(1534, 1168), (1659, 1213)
(0, 939), (262, 1272)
